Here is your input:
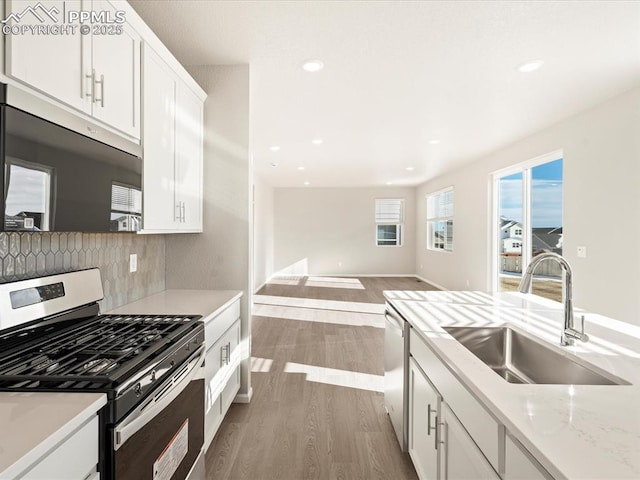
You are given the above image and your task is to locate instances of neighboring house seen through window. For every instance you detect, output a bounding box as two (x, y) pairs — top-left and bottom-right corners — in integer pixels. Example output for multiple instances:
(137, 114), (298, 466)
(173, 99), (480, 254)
(427, 187), (454, 252)
(375, 198), (403, 246)
(493, 153), (563, 302)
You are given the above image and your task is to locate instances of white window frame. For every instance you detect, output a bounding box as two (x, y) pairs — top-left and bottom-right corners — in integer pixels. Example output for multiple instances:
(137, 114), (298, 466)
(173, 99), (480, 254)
(490, 149), (563, 291)
(426, 186), (454, 252)
(375, 198), (404, 247)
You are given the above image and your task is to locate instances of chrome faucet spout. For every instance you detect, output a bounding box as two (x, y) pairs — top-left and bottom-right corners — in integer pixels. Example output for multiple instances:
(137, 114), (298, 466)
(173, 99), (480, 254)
(518, 252), (588, 346)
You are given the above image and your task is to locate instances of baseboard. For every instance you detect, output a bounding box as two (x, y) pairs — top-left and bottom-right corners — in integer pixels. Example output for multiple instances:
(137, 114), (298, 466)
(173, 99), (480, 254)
(234, 387), (253, 404)
(253, 282), (266, 294)
(414, 275), (448, 291)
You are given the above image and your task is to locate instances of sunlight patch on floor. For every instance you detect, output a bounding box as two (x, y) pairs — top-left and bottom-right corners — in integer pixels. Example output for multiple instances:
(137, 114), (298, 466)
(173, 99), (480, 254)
(284, 361), (384, 392)
(254, 294), (384, 315)
(251, 356), (274, 372)
(304, 276), (365, 289)
(253, 303), (384, 328)
(267, 276), (304, 286)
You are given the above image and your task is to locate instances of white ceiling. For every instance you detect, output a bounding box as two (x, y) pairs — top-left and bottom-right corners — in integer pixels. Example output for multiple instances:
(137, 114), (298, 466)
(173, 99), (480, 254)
(129, 0), (640, 187)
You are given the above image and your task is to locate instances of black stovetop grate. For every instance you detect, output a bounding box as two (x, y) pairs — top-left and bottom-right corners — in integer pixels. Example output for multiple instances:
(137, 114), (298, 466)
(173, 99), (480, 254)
(0, 314), (200, 390)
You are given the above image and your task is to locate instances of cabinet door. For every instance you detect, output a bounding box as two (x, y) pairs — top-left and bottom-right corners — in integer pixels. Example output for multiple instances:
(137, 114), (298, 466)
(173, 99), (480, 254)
(142, 46), (177, 231)
(441, 403), (500, 480)
(220, 320), (241, 412)
(175, 83), (204, 231)
(5, 0), (90, 113)
(408, 357), (440, 480)
(90, 0), (141, 139)
(505, 435), (552, 480)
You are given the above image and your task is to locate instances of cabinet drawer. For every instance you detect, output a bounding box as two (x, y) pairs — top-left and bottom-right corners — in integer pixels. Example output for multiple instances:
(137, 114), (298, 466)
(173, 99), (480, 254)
(22, 415), (99, 480)
(410, 329), (501, 472)
(205, 300), (240, 347)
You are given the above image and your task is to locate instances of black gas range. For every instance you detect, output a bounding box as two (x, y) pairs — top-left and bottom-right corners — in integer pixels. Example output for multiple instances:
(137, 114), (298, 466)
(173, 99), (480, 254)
(0, 269), (206, 480)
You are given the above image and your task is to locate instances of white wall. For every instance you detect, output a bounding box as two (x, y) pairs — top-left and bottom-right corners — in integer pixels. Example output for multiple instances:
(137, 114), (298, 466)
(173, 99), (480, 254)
(274, 187), (416, 276)
(253, 174), (274, 291)
(165, 65), (253, 399)
(416, 87), (640, 325)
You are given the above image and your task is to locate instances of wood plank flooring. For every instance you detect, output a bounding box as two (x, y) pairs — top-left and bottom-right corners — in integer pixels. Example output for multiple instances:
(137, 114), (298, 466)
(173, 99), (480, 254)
(205, 276), (437, 479)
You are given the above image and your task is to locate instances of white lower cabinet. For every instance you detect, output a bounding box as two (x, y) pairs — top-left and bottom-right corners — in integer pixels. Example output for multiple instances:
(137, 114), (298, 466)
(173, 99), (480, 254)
(21, 416), (99, 480)
(409, 357), (440, 480)
(203, 298), (242, 450)
(409, 328), (500, 480)
(441, 403), (500, 480)
(505, 434), (553, 480)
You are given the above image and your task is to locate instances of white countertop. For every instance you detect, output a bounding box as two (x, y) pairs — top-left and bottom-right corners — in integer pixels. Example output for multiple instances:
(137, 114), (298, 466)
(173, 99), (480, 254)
(0, 392), (106, 479)
(385, 290), (640, 480)
(107, 289), (243, 321)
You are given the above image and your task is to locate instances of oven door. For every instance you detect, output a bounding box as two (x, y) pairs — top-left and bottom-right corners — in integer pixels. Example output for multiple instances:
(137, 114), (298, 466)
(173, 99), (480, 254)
(112, 346), (205, 480)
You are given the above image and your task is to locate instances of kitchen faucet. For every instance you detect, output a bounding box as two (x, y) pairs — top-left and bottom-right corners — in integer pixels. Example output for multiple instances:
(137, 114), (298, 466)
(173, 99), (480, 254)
(518, 252), (589, 346)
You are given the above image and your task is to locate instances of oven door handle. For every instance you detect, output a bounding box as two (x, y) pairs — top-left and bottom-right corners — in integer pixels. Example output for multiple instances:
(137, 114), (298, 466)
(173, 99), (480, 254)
(114, 345), (205, 451)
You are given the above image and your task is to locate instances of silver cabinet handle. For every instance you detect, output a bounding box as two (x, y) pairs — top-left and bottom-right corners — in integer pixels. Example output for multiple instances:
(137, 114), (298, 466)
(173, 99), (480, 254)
(181, 202), (186, 223)
(94, 74), (105, 107)
(85, 69), (95, 100)
(427, 404), (437, 436)
(175, 203), (182, 222)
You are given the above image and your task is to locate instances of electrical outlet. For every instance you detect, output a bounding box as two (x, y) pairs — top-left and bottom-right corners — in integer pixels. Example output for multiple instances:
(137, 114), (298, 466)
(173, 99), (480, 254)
(129, 254), (138, 272)
(577, 246), (587, 258)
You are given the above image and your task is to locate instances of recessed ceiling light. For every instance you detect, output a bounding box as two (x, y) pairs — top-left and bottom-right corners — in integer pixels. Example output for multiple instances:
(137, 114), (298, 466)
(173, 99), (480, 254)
(428, 139), (441, 145)
(297, 166), (305, 171)
(302, 60), (324, 72)
(269, 145), (280, 152)
(406, 167), (415, 171)
(518, 60), (544, 73)
(311, 139), (323, 145)
(386, 181), (393, 185)
(303, 180), (310, 186)
(270, 162), (278, 168)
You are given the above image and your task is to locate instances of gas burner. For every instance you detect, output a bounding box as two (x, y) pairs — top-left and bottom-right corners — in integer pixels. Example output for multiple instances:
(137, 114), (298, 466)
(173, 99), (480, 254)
(83, 358), (119, 374)
(142, 333), (161, 343)
(32, 356), (60, 373)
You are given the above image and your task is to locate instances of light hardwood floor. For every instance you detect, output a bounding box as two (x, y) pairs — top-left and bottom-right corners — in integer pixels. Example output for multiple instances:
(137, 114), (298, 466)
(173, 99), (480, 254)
(205, 276), (437, 480)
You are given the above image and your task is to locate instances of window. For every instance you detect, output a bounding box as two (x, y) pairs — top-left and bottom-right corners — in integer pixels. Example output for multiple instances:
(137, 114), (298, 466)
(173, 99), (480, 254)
(427, 187), (454, 251)
(493, 152), (563, 302)
(375, 198), (403, 246)
(4, 159), (52, 231)
(110, 183), (142, 232)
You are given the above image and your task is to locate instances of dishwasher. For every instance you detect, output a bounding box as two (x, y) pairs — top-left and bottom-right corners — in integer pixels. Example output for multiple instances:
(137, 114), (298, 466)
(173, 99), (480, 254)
(384, 302), (409, 452)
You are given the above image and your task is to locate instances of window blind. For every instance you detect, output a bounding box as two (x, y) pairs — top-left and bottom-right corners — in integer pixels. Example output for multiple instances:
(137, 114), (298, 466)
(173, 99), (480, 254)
(375, 199), (403, 223)
(427, 189), (454, 219)
(111, 184), (142, 214)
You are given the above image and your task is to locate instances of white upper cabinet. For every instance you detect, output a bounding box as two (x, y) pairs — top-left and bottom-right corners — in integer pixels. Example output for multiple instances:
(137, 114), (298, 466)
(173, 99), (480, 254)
(4, 0), (141, 140)
(5, 0), (86, 112)
(175, 84), (203, 231)
(142, 45), (204, 233)
(141, 46), (176, 230)
(90, 0), (140, 138)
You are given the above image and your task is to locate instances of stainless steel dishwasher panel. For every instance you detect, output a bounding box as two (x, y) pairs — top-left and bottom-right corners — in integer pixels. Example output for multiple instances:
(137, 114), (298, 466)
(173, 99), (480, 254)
(384, 303), (409, 452)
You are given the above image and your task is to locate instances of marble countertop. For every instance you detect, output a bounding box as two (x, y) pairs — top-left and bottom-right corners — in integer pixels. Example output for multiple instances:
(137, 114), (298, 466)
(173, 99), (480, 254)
(0, 392), (106, 479)
(107, 289), (243, 322)
(385, 290), (640, 480)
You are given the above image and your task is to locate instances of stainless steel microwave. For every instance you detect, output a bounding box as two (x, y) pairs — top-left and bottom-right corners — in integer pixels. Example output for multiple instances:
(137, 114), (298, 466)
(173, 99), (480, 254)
(1, 83), (142, 233)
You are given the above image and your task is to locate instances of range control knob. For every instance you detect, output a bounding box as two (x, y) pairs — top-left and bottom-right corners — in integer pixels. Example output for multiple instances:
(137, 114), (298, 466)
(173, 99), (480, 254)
(134, 383), (142, 397)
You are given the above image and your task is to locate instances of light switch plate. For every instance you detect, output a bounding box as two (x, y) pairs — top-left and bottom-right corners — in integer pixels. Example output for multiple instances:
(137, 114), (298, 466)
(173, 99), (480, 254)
(129, 254), (138, 272)
(577, 246), (587, 258)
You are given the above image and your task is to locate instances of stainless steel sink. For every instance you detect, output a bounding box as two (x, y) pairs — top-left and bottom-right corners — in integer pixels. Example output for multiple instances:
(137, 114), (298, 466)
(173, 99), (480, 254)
(443, 326), (629, 385)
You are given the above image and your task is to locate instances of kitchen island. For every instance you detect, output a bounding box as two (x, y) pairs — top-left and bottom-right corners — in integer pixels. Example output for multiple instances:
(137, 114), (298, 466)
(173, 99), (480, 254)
(385, 290), (640, 479)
